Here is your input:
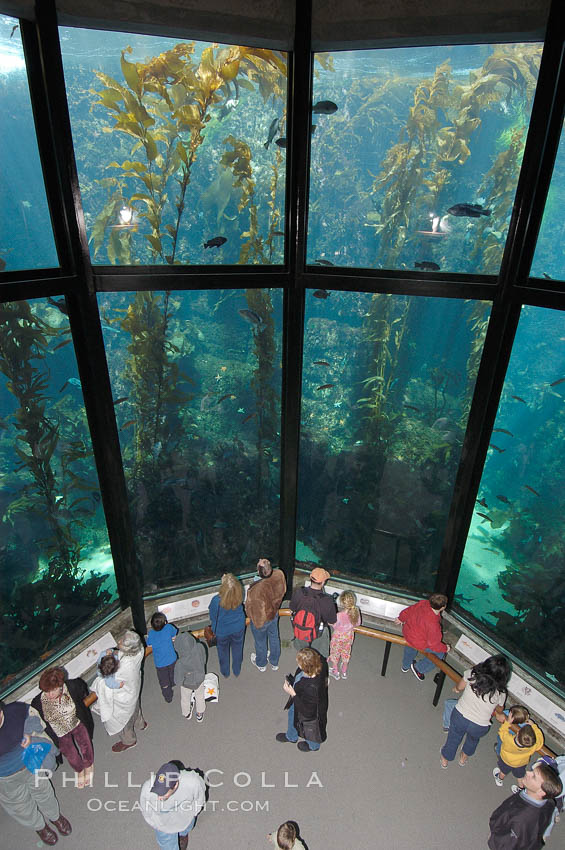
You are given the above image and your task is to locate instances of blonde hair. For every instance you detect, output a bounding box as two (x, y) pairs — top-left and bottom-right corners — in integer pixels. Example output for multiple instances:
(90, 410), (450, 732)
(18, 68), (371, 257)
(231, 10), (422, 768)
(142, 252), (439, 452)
(338, 590), (360, 625)
(296, 647), (323, 677)
(276, 822), (297, 849)
(218, 573), (243, 610)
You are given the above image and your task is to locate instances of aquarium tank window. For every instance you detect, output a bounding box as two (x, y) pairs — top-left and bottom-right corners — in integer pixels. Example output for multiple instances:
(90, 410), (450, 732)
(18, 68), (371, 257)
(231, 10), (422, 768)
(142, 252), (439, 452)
(296, 290), (490, 591)
(0, 298), (118, 692)
(308, 44), (541, 274)
(59, 27), (287, 266)
(0, 16), (59, 274)
(530, 120), (565, 282)
(455, 305), (565, 696)
(98, 288), (282, 591)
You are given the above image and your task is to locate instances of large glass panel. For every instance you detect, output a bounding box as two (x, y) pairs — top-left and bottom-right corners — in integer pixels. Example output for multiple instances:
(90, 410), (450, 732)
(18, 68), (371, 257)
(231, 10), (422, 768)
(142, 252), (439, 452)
(60, 28), (287, 266)
(308, 44), (541, 275)
(0, 298), (118, 690)
(530, 120), (565, 282)
(0, 17), (58, 273)
(296, 292), (490, 590)
(99, 289), (282, 590)
(456, 305), (565, 696)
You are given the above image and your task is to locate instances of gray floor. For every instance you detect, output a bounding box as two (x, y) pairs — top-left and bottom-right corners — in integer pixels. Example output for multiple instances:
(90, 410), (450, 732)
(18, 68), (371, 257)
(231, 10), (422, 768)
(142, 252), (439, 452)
(1, 618), (550, 849)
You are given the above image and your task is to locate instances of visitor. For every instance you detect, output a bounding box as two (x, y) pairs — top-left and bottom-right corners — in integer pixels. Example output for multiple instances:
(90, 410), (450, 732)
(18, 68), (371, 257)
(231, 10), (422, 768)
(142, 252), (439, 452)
(174, 630), (207, 722)
(276, 647), (328, 752)
(395, 593), (450, 681)
(139, 760), (206, 850)
(147, 612), (178, 704)
(492, 708), (544, 789)
(246, 558), (287, 672)
(208, 573), (246, 677)
(268, 820), (307, 849)
(290, 567), (337, 657)
(328, 589), (361, 680)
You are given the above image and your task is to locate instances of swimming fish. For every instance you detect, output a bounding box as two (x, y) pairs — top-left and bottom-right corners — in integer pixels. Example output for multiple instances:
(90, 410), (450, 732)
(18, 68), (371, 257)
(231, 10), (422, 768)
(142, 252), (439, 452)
(53, 339), (72, 351)
(496, 494), (511, 505)
(47, 296), (68, 315)
(0, 257), (5, 272)
(542, 273), (552, 280)
(313, 361), (331, 366)
(312, 100), (338, 115)
(524, 485), (541, 497)
(493, 428), (514, 436)
(313, 289), (330, 299)
(275, 138), (287, 148)
(241, 412), (257, 425)
(473, 582), (489, 591)
(203, 236), (227, 249)
(113, 396), (129, 406)
(447, 203), (491, 218)
(238, 308), (266, 331)
(120, 420), (136, 430)
(549, 377), (565, 387)
(264, 117), (281, 150)
(272, 231), (285, 236)
(476, 512), (493, 523)
(489, 444), (505, 453)
(59, 378), (81, 392)
(476, 498), (489, 508)
(511, 395), (527, 404)
(404, 404), (420, 412)
(314, 259), (334, 266)
(414, 261), (440, 271)
(316, 383), (335, 391)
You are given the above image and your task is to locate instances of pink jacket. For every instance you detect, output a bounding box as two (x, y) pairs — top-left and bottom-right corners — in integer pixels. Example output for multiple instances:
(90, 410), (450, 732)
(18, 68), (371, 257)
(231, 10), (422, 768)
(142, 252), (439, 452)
(398, 600), (447, 652)
(332, 609), (359, 636)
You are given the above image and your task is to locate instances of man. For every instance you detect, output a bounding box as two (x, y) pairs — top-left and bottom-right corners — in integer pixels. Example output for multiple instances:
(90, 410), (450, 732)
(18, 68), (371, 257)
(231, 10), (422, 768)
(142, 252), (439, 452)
(0, 699), (71, 846)
(290, 567), (337, 657)
(140, 760), (206, 850)
(246, 558), (287, 672)
(395, 593), (450, 681)
(488, 759), (562, 850)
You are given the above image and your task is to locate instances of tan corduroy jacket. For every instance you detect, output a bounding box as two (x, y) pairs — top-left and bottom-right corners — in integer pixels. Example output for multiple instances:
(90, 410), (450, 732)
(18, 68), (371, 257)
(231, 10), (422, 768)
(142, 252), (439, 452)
(245, 569), (287, 628)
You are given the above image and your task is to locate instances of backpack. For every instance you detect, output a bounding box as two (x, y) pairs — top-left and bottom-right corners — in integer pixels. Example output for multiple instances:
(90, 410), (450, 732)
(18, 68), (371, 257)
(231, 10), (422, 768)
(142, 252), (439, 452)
(292, 588), (319, 642)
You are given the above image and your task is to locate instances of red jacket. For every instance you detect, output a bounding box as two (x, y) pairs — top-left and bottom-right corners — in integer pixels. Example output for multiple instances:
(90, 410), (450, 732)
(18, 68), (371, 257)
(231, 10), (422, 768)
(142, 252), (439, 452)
(398, 600), (447, 652)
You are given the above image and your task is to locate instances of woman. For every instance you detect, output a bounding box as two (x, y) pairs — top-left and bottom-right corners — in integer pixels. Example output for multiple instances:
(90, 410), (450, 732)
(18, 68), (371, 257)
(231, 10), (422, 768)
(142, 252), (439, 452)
(208, 573), (245, 677)
(91, 630), (146, 753)
(276, 647), (328, 752)
(441, 653), (510, 768)
(32, 667), (94, 788)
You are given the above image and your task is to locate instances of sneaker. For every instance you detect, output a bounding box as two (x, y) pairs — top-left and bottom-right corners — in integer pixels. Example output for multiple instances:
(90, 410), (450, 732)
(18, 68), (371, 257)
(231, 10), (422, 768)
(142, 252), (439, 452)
(443, 727), (450, 733)
(186, 696), (195, 720)
(401, 666), (410, 673)
(196, 713), (204, 723)
(329, 669), (340, 680)
(270, 663), (279, 671)
(493, 767), (504, 787)
(112, 741), (136, 753)
(341, 671), (347, 679)
(276, 733), (294, 743)
(410, 662), (425, 681)
(297, 741), (313, 752)
(511, 785), (522, 795)
(250, 652), (266, 672)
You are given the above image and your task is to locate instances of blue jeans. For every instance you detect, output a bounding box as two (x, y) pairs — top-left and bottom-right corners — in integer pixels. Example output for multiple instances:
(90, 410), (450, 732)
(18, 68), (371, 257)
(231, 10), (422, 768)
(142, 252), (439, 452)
(154, 817), (194, 849)
(442, 698), (458, 730)
(402, 646), (445, 675)
(285, 672), (320, 751)
(441, 707), (490, 761)
(217, 628), (245, 677)
(250, 616), (281, 667)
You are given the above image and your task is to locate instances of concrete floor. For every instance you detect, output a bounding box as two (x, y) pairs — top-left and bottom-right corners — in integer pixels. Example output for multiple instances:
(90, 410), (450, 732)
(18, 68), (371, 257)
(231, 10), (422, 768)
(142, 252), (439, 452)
(1, 617), (555, 849)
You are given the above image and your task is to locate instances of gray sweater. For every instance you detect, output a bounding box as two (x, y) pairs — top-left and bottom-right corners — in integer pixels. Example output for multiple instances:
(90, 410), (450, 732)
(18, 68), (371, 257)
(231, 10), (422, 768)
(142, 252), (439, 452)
(173, 632), (206, 689)
(140, 769), (206, 833)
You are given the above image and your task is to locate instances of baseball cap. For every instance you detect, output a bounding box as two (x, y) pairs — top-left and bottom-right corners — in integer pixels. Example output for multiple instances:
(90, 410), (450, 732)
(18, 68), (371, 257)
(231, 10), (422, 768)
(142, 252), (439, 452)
(310, 568), (330, 583)
(151, 763), (180, 795)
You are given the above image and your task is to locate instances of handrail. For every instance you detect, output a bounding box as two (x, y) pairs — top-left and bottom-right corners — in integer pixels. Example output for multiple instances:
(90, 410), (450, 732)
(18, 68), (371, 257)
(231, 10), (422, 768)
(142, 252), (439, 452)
(79, 608), (555, 757)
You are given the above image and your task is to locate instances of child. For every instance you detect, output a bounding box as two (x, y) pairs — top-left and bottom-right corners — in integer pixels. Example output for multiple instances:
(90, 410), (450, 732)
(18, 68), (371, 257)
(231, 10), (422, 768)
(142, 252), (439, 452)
(147, 611), (178, 703)
(97, 649), (124, 689)
(492, 708), (544, 789)
(493, 704), (529, 755)
(328, 590), (361, 680)
(268, 821), (306, 850)
(174, 631), (207, 722)
(395, 593), (450, 681)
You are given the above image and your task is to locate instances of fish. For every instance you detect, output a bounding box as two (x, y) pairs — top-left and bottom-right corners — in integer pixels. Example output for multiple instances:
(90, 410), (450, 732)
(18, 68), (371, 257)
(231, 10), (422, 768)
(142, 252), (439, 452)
(47, 296), (68, 315)
(241, 412), (257, 425)
(53, 339), (72, 351)
(476, 498), (489, 508)
(473, 582), (489, 591)
(10, 24), (18, 38)
(272, 231), (285, 236)
(447, 203), (491, 218)
(238, 308), (266, 331)
(316, 383), (335, 391)
(493, 428), (514, 436)
(313, 361), (331, 366)
(313, 289), (329, 299)
(476, 512), (493, 523)
(200, 392), (216, 411)
(0, 257), (5, 272)
(113, 396), (129, 405)
(264, 117), (281, 150)
(59, 378), (81, 392)
(511, 395), (527, 404)
(524, 485), (541, 497)
(120, 420), (136, 430)
(496, 494), (511, 505)
(550, 377), (565, 387)
(275, 137), (287, 148)
(312, 100), (338, 115)
(203, 236), (227, 249)
(489, 444), (505, 453)
(542, 273), (552, 280)
(404, 404), (420, 412)
(414, 261), (440, 271)
(216, 394), (234, 405)
(314, 259), (334, 266)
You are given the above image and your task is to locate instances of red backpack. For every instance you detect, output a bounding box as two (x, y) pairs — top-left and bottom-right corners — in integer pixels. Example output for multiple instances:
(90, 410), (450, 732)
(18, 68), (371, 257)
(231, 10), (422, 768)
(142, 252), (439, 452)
(292, 588), (319, 642)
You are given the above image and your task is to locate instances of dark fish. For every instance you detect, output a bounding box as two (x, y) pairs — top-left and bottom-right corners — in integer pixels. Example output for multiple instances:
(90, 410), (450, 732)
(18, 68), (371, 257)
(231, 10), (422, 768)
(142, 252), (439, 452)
(311, 124), (317, 134)
(473, 582), (489, 591)
(313, 361), (331, 366)
(47, 296), (68, 315)
(542, 273), (552, 280)
(264, 117), (281, 150)
(113, 396), (129, 406)
(476, 498), (489, 508)
(216, 394), (234, 405)
(91, 492), (101, 503)
(493, 428), (514, 436)
(275, 138), (287, 148)
(10, 24), (18, 38)
(120, 419), (136, 430)
(313, 289), (329, 299)
(241, 412), (257, 425)
(312, 100), (338, 115)
(550, 377), (565, 387)
(511, 395), (527, 404)
(272, 231), (285, 236)
(496, 494), (511, 505)
(414, 261), (441, 271)
(238, 308), (266, 331)
(203, 236), (227, 249)
(524, 485), (541, 497)
(404, 404), (420, 412)
(53, 339), (72, 351)
(489, 444), (505, 453)
(476, 512), (493, 523)
(447, 203), (491, 218)
(316, 383), (335, 391)
(314, 259), (334, 266)
(0, 257), (5, 272)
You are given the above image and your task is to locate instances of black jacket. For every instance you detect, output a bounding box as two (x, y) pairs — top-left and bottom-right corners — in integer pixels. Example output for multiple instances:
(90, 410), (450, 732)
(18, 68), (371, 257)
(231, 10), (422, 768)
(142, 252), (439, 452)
(488, 792), (554, 850)
(291, 663), (329, 743)
(290, 586), (337, 630)
(32, 677), (94, 745)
